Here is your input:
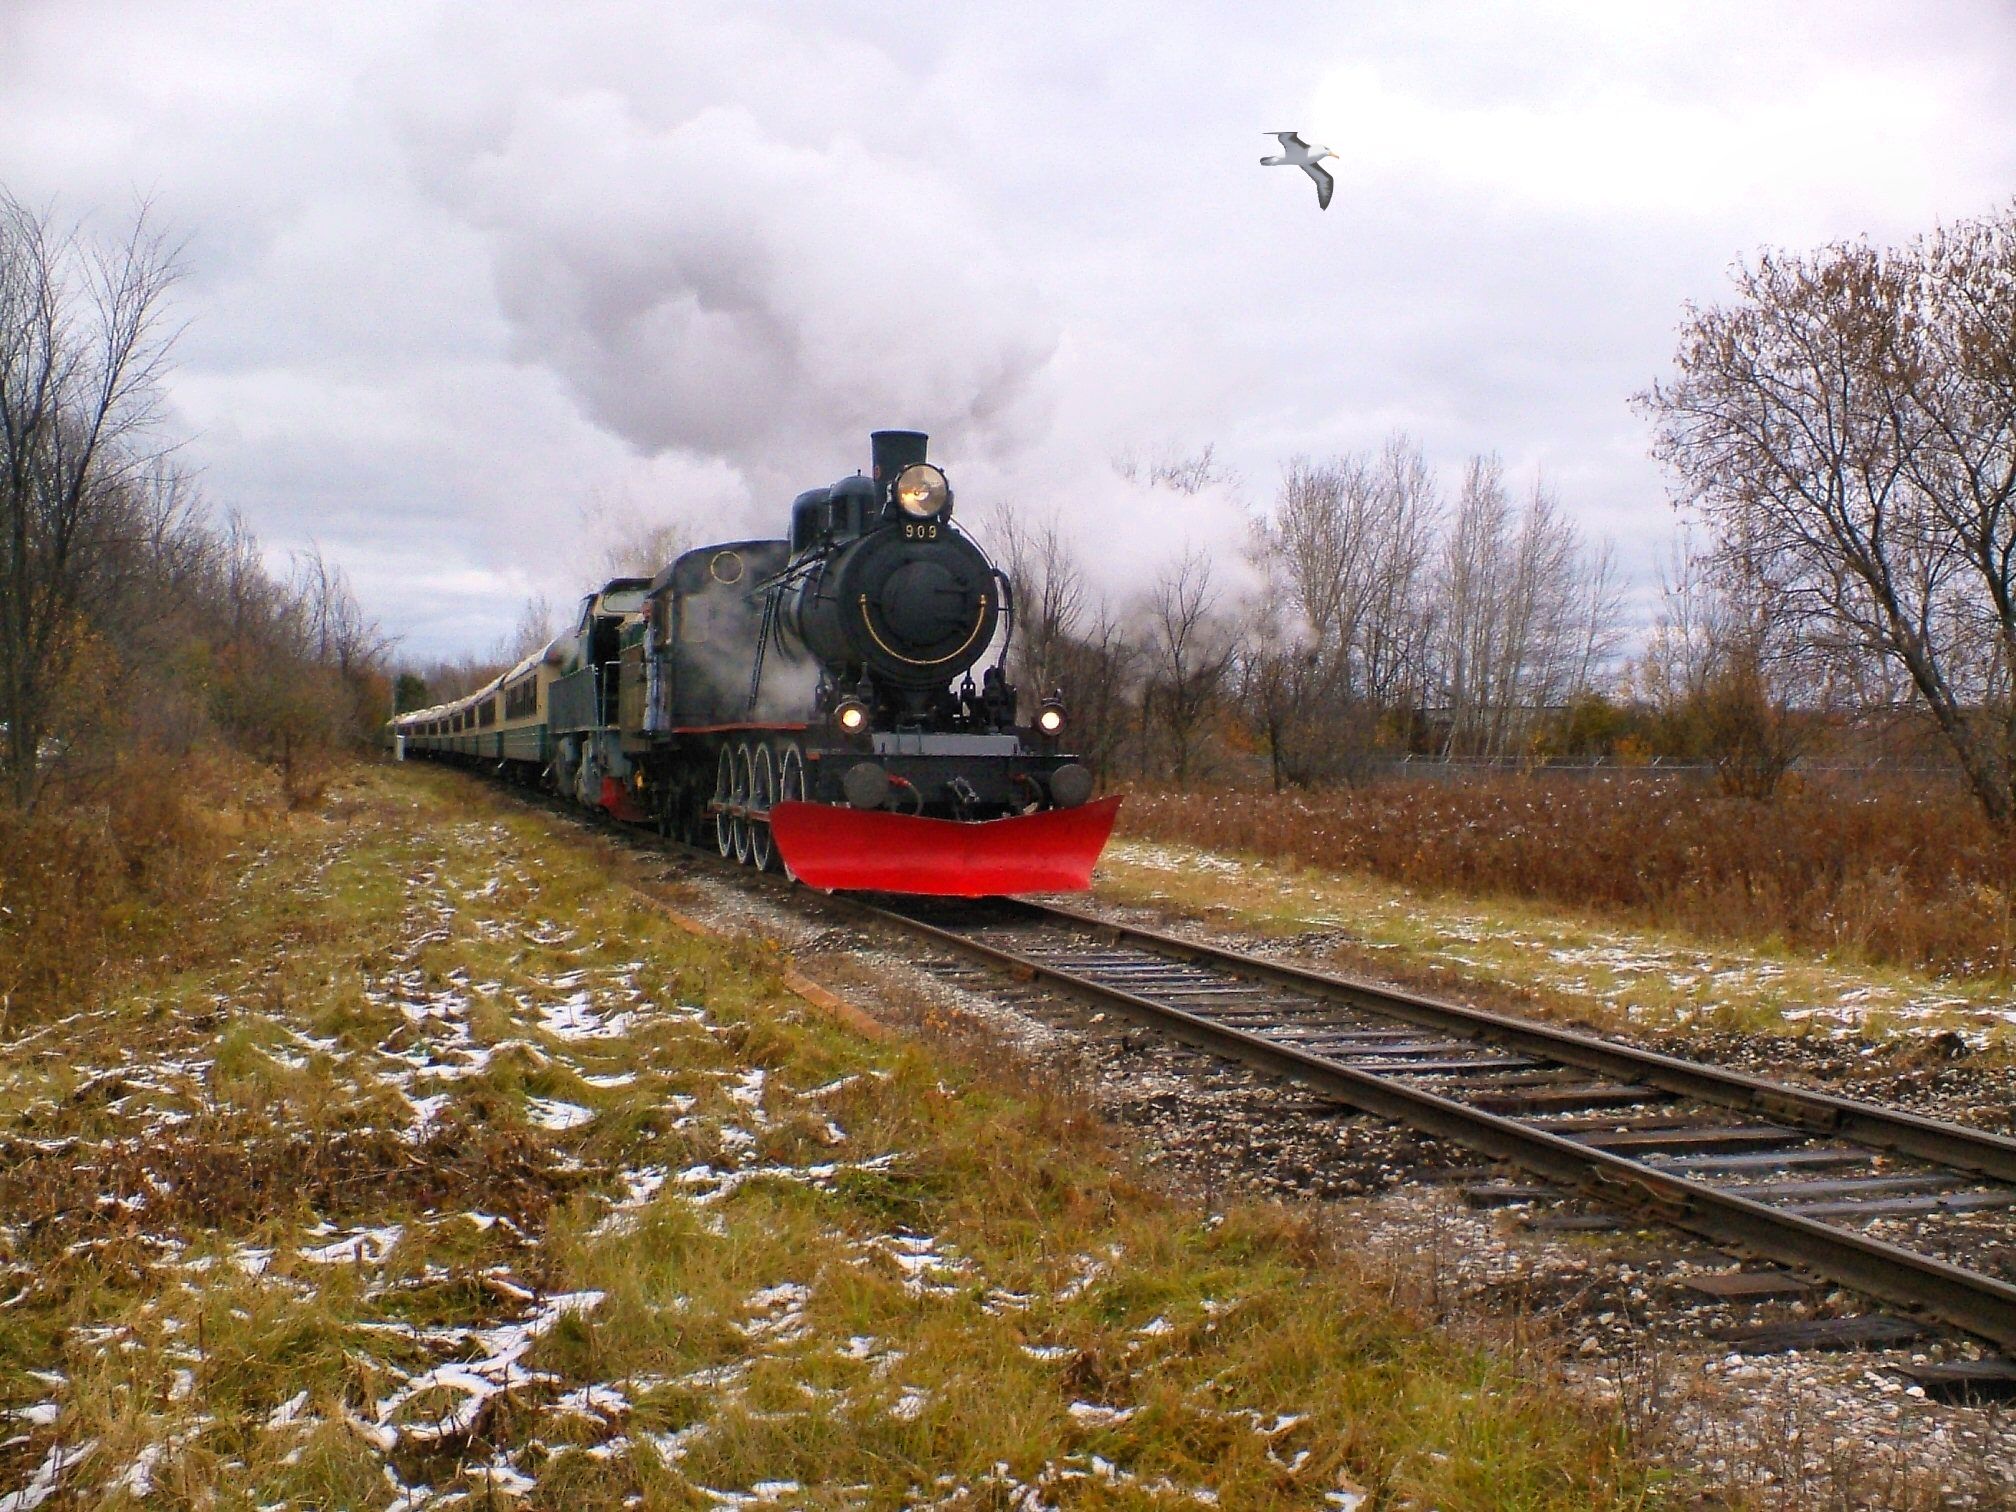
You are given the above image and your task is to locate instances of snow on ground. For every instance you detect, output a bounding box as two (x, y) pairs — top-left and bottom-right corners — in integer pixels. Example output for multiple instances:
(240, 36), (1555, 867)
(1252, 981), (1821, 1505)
(0, 800), (1365, 1510)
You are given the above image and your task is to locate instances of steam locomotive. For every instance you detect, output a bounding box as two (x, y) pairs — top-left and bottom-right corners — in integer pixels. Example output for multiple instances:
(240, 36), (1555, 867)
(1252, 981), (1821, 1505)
(392, 431), (1117, 895)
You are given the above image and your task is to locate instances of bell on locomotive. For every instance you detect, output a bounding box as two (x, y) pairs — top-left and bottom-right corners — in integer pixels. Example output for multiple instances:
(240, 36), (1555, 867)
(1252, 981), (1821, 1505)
(764, 430), (1118, 895)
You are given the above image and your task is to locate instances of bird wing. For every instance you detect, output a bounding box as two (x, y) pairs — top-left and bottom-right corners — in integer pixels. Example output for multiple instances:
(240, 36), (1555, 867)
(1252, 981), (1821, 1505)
(1272, 131), (1309, 151)
(1305, 161), (1335, 209)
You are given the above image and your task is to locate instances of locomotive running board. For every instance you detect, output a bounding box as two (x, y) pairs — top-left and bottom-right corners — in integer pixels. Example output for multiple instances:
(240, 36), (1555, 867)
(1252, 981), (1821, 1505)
(767, 796), (1122, 896)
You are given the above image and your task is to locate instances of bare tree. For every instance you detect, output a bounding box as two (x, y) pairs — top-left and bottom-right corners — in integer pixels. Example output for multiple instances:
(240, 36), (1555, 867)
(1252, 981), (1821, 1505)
(1246, 436), (1441, 783)
(1234, 545), (1319, 790)
(1635, 531), (1813, 795)
(1428, 458), (1616, 761)
(1055, 593), (1136, 781)
(495, 592), (558, 665)
(983, 504), (1086, 712)
(979, 500), (1144, 775)
(1642, 205), (2016, 822)
(1137, 546), (1237, 783)
(1359, 436), (1441, 712)
(0, 194), (180, 809)
(1112, 442), (1229, 496)
(294, 546), (392, 682)
(1431, 456), (1514, 758)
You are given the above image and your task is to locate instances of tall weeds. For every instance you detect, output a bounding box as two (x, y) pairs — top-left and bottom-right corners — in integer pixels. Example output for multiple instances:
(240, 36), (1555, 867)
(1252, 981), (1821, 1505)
(0, 749), (254, 1026)
(1124, 775), (2016, 978)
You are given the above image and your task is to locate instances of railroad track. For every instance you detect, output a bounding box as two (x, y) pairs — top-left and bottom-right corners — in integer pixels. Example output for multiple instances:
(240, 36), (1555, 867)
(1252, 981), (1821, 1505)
(519, 783), (2016, 1370)
(812, 891), (2016, 1362)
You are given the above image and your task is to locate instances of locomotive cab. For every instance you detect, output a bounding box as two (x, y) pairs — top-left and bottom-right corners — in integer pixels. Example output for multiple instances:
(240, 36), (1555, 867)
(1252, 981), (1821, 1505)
(790, 475), (880, 552)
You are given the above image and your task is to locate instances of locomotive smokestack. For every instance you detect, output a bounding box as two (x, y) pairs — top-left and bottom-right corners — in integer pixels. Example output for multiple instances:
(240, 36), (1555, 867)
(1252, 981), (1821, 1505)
(870, 430), (928, 486)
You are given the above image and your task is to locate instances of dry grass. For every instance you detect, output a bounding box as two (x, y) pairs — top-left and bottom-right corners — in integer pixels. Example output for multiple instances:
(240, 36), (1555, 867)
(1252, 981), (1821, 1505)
(1121, 775), (2016, 980)
(1094, 834), (2016, 1046)
(0, 746), (287, 1029)
(0, 763), (1659, 1508)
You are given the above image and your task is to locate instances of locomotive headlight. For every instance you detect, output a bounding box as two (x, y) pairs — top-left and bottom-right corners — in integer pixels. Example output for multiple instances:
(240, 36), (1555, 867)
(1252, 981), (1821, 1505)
(1037, 699), (1066, 736)
(835, 697), (869, 733)
(892, 462), (950, 519)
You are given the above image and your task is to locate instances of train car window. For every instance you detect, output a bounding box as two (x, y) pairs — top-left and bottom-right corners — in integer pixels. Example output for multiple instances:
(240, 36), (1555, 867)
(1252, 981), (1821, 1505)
(709, 550), (744, 585)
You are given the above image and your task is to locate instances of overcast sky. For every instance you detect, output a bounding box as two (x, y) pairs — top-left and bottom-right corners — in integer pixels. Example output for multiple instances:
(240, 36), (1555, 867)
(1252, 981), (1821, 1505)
(4, 1), (2013, 660)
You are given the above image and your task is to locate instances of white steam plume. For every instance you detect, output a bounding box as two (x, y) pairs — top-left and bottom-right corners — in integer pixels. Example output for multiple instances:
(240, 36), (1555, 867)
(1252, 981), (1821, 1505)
(400, 81), (1058, 511)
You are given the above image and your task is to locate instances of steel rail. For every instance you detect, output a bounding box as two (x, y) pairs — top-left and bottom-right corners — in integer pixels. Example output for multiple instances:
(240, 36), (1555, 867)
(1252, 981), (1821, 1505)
(1000, 898), (2016, 1185)
(842, 895), (2016, 1352)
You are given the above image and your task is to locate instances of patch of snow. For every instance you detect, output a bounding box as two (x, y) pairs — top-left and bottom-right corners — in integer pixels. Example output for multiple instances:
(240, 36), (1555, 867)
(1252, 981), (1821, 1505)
(641, 1423), (709, 1464)
(534, 992), (638, 1042)
(725, 1069), (767, 1116)
(551, 1384), (630, 1420)
(300, 1225), (404, 1266)
(855, 1231), (975, 1298)
(1066, 1402), (1136, 1426)
(264, 1391), (310, 1430)
(403, 1092), (451, 1138)
(373, 1291), (604, 1445)
(112, 1443), (164, 1499)
(525, 1096), (594, 1131)
(0, 1440), (95, 1511)
(467, 1459), (537, 1496)
(798, 1075), (860, 1098)
(741, 1283), (812, 1344)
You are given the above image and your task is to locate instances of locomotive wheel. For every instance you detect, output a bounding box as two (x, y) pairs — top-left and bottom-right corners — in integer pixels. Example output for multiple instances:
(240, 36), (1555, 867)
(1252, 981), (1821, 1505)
(731, 743), (753, 865)
(714, 745), (735, 858)
(749, 742), (776, 872)
(775, 739), (806, 882)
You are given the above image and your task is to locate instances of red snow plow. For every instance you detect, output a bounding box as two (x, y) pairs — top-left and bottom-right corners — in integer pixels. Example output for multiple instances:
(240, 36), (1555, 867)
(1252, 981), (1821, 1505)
(768, 796), (1122, 897)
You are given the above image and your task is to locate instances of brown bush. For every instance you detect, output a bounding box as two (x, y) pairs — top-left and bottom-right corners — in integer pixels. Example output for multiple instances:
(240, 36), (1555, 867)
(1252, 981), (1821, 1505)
(0, 747), (249, 1025)
(1122, 774), (2016, 979)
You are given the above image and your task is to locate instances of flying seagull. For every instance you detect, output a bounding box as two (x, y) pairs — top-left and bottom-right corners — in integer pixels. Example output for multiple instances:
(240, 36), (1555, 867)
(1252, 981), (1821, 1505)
(1261, 131), (1337, 209)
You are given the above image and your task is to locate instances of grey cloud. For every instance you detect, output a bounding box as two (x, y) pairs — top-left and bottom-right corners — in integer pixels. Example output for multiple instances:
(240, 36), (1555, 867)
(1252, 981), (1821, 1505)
(7, 0), (2016, 663)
